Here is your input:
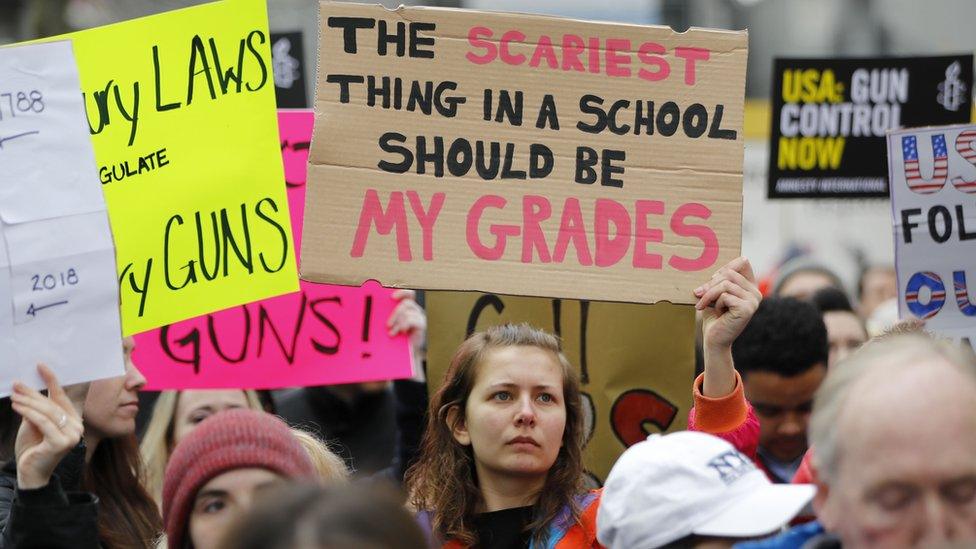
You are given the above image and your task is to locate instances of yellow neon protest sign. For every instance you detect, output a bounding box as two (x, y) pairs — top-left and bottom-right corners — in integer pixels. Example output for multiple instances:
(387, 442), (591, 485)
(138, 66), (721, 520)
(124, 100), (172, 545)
(43, 0), (297, 335)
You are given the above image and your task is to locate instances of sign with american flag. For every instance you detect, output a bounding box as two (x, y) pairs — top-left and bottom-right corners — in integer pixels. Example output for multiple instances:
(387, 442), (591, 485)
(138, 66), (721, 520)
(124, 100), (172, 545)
(888, 124), (976, 351)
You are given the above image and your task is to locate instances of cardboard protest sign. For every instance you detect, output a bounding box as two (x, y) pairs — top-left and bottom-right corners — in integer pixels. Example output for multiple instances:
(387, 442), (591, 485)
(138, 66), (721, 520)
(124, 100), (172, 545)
(0, 41), (124, 395)
(303, 3), (747, 305)
(426, 291), (694, 484)
(887, 123), (976, 351)
(769, 55), (973, 199)
(133, 111), (413, 390)
(36, 0), (298, 335)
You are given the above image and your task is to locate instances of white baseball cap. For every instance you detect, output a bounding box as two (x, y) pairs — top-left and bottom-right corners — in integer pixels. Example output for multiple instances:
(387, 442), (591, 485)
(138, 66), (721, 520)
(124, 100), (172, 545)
(597, 431), (816, 549)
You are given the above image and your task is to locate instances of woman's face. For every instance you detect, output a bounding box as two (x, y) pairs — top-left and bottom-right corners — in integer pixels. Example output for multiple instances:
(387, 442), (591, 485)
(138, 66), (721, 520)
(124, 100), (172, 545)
(823, 310), (868, 367)
(189, 467), (281, 549)
(172, 390), (251, 446)
(83, 336), (146, 440)
(451, 345), (566, 483)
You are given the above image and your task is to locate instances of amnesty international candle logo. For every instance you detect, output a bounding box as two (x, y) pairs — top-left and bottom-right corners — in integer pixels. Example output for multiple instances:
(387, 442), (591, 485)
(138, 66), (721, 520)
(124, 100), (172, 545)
(768, 55), (973, 199)
(938, 61), (967, 112)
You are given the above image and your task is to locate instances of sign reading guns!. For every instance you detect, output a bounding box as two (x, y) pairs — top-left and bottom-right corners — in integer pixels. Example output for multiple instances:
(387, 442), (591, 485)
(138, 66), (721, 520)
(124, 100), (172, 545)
(134, 111), (413, 390)
(769, 55), (972, 199)
(39, 0), (298, 334)
(302, 2), (747, 305)
(888, 124), (976, 351)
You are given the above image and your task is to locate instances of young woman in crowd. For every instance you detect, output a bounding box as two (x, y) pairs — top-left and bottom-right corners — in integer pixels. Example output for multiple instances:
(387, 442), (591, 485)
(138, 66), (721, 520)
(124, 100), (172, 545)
(142, 390), (348, 506)
(0, 337), (162, 548)
(406, 257), (762, 548)
(141, 390), (265, 503)
(161, 408), (319, 549)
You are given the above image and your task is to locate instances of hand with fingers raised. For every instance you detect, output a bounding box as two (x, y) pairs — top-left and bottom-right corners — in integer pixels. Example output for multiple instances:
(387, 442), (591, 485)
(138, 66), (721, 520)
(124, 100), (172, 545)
(692, 257), (762, 397)
(10, 365), (86, 490)
(388, 289), (428, 381)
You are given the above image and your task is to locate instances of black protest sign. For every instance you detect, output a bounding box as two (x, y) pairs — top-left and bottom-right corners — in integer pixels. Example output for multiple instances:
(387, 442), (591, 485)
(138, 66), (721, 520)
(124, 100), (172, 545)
(768, 55), (973, 199)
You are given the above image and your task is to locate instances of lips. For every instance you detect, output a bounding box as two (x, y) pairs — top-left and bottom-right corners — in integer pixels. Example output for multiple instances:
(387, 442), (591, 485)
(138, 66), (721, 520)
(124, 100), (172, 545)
(507, 436), (540, 447)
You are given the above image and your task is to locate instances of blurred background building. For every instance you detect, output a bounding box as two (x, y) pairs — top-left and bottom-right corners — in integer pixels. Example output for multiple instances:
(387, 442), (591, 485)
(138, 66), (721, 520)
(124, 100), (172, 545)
(2, 0), (974, 292)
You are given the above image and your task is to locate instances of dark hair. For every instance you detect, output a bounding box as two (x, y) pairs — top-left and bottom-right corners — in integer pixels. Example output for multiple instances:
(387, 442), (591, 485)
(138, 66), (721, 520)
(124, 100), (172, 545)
(404, 324), (585, 547)
(732, 297), (828, 378)
(810, 286), (854, 314)
(83, 434), (162, 548)
(0, 398), (19, 463)
(218, 481), (426, 549)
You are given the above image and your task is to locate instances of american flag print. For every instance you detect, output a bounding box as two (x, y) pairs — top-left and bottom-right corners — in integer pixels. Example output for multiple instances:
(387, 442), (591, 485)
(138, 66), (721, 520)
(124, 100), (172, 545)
(955, 271), (976, 317)
(952, 130), (976, 194)
(905, 271), (946, 320)
(902, 134), (948, 194)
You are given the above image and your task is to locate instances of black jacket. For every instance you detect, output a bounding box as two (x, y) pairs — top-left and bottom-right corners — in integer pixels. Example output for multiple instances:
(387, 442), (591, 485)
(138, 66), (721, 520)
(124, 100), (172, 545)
(0, 444), (100, 548)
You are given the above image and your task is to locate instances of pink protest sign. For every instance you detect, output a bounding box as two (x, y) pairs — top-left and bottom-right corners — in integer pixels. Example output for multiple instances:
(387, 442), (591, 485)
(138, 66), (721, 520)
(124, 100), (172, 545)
(133, 111), (413, 389)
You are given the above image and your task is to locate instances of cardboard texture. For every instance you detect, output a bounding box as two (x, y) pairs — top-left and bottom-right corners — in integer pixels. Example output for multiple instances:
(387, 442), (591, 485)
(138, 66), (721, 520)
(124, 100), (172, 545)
(134, 111), (413, 390)
(769, 55), (973, 199)
(426, 291), (695, 484)
(887, 123), (976, 351)
(36, 0), (299, 335)
(304, 2), (747, 305)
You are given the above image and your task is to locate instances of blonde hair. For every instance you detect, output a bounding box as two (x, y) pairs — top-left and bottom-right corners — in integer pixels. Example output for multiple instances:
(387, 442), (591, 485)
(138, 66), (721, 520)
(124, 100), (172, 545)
(140, 390), (264, 504)
(290, 428), (350, 483)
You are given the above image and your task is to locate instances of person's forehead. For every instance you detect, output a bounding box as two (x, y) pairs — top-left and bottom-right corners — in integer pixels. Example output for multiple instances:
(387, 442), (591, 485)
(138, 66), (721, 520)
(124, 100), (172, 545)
(199, 467), (281, 493)
(823, 311), (867, 338)
(178, 390), (249, 412)
(780, 271), (836, 296)
(838, 409), (976, 482)
(744, 368), (824, 404)
(475, 346), (563, 386)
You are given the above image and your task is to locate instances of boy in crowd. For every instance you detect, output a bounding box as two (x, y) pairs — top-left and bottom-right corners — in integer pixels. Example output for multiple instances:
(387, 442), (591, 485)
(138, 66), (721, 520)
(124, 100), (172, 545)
(732, 298), (828, 483)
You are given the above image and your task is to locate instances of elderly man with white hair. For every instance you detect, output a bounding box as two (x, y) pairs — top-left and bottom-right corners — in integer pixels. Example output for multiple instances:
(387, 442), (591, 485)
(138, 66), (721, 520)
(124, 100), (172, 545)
(736, 334), (976, 548)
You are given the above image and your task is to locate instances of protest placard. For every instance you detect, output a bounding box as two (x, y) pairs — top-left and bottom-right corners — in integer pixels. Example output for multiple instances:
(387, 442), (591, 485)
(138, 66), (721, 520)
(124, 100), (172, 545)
(0, 41), (123, 395)
(36, 0), (298, 335)
(888, 123), (976, 351)
(426, 291), (694, 484)
(302, 3), (747, 305)
(133, 110), (413, 390)
(769, 56), (973, 199)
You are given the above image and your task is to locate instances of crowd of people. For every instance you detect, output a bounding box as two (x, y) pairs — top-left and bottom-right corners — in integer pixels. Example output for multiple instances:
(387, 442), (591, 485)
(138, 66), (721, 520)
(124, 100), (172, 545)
(1, 253), (973, 549)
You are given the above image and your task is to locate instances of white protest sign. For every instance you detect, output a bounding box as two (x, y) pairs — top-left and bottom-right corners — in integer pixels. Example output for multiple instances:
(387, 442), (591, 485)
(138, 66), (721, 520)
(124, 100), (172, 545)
(0, 41), (124, 394)
(887, 123), (976, 351)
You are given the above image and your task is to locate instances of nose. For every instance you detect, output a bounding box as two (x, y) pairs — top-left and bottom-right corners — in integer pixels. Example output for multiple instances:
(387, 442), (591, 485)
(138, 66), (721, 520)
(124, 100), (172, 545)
(778, 412), (804, 437)
(514, 395), (536, 427)
(916, 493), (954, 544)
(124, 360), (147, 392)
(836, 345), (853, 363)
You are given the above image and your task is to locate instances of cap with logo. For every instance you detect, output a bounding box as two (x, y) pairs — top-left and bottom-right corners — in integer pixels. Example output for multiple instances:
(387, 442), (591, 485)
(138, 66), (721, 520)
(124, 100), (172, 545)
(597, 431), (815, 549)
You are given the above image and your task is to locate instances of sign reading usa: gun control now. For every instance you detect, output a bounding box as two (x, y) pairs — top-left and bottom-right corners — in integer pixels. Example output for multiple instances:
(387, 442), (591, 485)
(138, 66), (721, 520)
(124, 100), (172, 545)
(769, 55), (972, 199)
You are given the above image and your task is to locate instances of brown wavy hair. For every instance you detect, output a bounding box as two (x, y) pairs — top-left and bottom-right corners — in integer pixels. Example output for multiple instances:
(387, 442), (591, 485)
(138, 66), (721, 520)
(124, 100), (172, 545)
(405, 323), (585, 546)
(84, 434), (163, 548)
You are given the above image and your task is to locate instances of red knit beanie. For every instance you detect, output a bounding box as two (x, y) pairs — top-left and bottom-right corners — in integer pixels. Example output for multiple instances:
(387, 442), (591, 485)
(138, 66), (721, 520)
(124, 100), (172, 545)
(162, 408), (316, 549)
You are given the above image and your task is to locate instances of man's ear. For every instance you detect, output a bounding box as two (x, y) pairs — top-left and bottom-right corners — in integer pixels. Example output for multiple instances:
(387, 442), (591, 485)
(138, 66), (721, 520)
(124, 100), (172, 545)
(813, 480), (832, 528)
(445, 404), (471, 446)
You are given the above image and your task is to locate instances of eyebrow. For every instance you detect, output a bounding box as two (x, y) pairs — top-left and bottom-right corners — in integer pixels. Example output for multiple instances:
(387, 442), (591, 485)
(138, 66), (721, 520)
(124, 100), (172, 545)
(194, 488), (228, 502)
(487, 382), (557, 391)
